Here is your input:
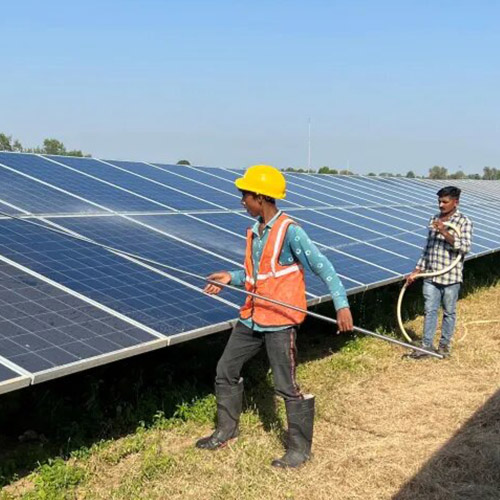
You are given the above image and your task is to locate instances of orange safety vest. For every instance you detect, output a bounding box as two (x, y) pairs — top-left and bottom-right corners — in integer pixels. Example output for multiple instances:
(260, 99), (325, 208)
(240, 213), (307, 327)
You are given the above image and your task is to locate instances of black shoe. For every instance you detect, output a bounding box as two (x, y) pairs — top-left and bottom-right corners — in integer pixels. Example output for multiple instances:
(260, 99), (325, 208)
(408, 346), (433, 359)
(437, 344), (451, 358)
(272, 396), (315, 469)
(195, 378), (244, 451)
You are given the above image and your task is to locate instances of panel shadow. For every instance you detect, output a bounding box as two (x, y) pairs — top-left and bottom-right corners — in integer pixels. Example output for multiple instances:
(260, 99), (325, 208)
(394, 388), (500, 499)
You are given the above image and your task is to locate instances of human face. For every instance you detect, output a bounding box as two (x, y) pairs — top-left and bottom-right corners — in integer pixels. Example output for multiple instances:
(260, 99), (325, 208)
(240, 191), (261, 217)
(438, 196), (458, 217)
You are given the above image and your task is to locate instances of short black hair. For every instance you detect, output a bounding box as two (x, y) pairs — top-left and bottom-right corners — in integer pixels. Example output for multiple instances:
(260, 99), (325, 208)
(239, 190), (276, 204)
(262, 195), (276, 204)
(437, 186), (461, 199)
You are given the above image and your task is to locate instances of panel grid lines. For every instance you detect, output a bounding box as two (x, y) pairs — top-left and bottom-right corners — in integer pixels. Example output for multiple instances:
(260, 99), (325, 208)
(0, 151), (498, 394)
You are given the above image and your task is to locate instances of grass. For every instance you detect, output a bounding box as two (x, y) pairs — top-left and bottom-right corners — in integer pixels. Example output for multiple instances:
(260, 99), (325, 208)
(1, 253), (499, 499)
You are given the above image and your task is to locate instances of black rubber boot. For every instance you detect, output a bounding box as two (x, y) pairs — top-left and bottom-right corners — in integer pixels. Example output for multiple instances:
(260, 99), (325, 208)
(272, 395), (315, 468)
(195, 378), (244, 450)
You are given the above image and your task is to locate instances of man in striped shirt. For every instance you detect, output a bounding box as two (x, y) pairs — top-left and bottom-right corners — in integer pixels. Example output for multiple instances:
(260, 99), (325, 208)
(406, 186), (473, 358)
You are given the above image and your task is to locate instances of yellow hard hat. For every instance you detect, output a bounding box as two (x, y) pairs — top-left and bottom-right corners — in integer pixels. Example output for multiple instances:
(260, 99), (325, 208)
(234, 165), (286, 199)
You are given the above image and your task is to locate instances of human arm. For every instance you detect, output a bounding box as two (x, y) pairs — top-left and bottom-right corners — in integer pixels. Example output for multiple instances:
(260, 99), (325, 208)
(432, 219), (456, 246)
(452, 217), (473, 254)
(407, 246), (429, 285)
(432, 216), (472, 253)
(406, 269), (422, 285)
(204, 269), (247, 294)
(286, 225), (353, 331)
(408, 219), (432, 284)
(336, 307), (353, 332)
(203, 271), (232, 294)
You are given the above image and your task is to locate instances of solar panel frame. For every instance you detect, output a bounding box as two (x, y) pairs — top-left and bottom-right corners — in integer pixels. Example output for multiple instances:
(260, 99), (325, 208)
(0, 368), (31, 395)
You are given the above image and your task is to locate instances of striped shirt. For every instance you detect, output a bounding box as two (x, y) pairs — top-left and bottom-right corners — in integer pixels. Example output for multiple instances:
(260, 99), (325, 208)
(416, 210), (473, 285)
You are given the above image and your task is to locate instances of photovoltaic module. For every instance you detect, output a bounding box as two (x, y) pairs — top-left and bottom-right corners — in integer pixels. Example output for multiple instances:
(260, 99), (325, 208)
(0, 152), (499, 394)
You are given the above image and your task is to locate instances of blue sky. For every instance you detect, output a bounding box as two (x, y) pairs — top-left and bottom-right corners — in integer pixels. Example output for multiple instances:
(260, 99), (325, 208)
(1, 0), (499, 174)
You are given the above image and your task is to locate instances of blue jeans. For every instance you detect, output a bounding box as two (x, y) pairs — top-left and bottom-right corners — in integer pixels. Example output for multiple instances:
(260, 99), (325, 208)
(422, 280), (461, 347)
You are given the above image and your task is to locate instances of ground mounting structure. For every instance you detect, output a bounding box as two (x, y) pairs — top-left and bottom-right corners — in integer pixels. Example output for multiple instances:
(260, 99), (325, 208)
(0, 152), (499, 395)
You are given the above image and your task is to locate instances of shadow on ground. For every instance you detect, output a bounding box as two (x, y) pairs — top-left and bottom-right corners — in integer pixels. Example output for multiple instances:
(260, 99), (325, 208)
(0, 253), (498, 486)
(394, 388), (500, 500)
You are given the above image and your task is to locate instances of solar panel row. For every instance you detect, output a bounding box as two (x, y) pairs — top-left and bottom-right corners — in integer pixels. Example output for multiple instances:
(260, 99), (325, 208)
(0, 152), (499, 394)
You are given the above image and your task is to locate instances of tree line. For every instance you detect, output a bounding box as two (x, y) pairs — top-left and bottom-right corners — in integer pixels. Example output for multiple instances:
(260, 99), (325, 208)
(283, 164), (499, 180)
(1, 132), (498, 179)
(427, 165), (500, 180)
(0, 133), (89, 157)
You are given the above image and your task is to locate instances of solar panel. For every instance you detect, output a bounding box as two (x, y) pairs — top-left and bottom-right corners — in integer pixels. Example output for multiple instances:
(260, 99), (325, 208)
(2, 154), (167, 213)
(0, 259), (166, 393)
(0, 151), (499, 394)
(108, 160), (243, 210)
(0, 217), (240, 333)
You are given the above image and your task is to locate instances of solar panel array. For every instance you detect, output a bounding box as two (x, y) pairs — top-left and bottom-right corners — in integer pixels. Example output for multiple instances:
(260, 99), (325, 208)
(1, 152), (499, 395)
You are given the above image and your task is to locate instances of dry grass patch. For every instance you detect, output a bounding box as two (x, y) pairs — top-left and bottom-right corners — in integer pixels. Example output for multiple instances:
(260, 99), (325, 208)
(2, 282), (499, 499)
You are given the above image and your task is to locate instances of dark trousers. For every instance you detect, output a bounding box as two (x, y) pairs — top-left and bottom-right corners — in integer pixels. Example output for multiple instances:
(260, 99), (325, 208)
(216, 321), (303, 401)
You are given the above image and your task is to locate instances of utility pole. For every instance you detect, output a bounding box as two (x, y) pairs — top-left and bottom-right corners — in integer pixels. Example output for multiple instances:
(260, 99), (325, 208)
(307, 118), (311, 171)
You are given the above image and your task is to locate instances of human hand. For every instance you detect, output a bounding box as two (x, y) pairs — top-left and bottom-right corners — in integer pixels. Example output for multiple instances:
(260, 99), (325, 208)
(336, 307), (353, 333)
(406, 270), (421, 286)
(203, 272), (231, 295)
(432, 219), (446, 234)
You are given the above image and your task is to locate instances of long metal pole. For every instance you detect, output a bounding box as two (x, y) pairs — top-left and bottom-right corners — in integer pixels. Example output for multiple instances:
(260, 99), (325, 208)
(0, 210), (441, 359)
(207, 279), (443, 359)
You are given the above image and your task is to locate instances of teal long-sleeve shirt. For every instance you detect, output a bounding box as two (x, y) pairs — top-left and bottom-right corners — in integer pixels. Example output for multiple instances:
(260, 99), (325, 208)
(229, 211), (349, 331)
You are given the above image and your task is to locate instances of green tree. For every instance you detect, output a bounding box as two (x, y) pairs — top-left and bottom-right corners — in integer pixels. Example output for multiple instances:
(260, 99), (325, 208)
(428, 165), (448, 179)
(467, 173), (481, 180)
(449, 170), (466, 180)
(339, 169), (353, 175)
(43, 138), (67, 155)
(318, 166), (338, 174)
(367, 172), (376, 176)
(283, 167), (307, 172)
(66, 150), (86, 157)
(0, 133), (14, 151)
(406, 170), (415, 178)
(482, 166), (499, 180)
(177, 159), (191, 166)
(1, 133), (88, 156)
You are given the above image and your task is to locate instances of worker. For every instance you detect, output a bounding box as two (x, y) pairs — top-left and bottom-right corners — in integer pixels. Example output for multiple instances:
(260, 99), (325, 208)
(196, 165), (353, 468)
(406, 186), (473, 358)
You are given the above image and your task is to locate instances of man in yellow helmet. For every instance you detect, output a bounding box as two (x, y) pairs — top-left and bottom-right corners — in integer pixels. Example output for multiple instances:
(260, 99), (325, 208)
(196, 165), (353, 468)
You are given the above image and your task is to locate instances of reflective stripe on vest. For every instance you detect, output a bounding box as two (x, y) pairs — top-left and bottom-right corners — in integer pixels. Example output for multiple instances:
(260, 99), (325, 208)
(245, 264), (302, 285)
